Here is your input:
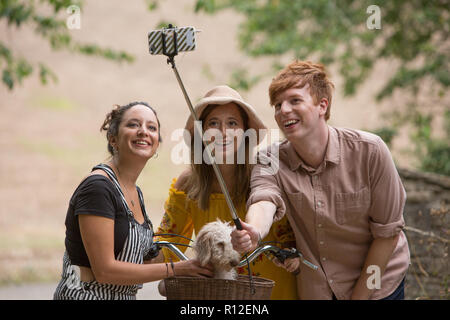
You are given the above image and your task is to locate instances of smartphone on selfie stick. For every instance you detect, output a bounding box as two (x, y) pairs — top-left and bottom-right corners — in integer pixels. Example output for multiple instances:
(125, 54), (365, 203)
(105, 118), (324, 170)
(148, 25), (243, 231)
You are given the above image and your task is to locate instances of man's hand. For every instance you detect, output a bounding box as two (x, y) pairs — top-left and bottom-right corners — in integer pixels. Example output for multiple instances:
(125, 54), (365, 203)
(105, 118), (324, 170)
(350, 235), (400, 300)
(231, 201), (277, 253)
(231, 220), (260, 253)
(272, 257), (301, 275)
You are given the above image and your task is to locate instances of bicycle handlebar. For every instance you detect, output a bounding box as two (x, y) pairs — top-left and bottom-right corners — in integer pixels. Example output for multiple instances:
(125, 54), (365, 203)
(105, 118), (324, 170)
(154, 241), (318, 271)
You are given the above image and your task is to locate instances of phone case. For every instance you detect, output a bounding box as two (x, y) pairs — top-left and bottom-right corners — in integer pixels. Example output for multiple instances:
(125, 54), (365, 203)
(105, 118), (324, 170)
(148, 26), (196, 55)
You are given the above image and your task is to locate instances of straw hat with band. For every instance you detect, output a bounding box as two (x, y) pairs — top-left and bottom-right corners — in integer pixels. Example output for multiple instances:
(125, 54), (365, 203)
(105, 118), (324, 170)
(184, 85), (267, 145)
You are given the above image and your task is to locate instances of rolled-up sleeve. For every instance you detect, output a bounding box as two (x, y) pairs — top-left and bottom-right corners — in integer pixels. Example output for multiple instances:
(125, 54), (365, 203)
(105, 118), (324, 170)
(247, 163), (287, 222)
(368, 137), (406, 238)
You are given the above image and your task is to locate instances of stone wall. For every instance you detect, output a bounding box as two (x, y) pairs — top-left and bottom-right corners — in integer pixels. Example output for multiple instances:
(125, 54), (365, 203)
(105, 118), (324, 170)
(398, 168), (449, 300)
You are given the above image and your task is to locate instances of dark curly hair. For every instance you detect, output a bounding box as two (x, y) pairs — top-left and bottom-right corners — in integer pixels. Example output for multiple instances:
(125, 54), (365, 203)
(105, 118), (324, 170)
(100, 101), (162, 156)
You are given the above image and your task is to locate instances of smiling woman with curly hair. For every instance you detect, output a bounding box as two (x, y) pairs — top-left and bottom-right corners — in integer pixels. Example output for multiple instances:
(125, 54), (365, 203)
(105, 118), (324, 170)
(54, 102), (213, 300)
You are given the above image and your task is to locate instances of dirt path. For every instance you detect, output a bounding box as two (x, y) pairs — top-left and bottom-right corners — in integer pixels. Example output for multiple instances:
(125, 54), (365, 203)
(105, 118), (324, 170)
(0, 281), (164, 300)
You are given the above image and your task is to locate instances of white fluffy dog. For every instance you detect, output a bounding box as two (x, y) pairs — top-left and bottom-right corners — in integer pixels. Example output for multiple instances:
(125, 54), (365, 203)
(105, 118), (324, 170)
(193, 220), (241, 280)
(158, 220), (241, 297)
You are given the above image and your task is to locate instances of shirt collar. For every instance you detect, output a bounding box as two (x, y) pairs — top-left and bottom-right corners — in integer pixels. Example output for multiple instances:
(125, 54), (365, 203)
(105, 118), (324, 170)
(286, 125), (341, 172)
(325, 126), (340, 165)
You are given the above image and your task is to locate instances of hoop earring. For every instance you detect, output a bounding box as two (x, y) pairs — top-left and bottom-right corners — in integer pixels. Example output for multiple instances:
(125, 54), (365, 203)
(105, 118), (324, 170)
(113, 145), (118, 155)
(152, 152), (158, 159)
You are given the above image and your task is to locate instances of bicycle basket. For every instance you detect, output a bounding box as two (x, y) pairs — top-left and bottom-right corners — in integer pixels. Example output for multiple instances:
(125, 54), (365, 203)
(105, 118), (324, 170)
(163, 275), (274, 300)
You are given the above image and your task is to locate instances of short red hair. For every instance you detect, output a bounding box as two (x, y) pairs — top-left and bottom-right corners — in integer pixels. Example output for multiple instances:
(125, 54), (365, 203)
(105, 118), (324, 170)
(269, 60), (335, 120)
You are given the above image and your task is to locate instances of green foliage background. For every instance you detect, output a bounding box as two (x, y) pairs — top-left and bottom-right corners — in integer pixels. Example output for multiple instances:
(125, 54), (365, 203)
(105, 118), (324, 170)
(193, 0), (450, 175)
(0, 0), (134, 89)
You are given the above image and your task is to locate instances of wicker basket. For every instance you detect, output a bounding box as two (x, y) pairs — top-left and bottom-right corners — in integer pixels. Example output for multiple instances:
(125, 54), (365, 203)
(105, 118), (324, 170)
(164, 275), (274, 300)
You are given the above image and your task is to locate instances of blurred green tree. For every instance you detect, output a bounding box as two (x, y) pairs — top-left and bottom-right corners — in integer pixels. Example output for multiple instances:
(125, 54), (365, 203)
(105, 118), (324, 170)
(192, 0), (449, 175)
(193, 0), (448, 97)
(0, 0), (134, 90)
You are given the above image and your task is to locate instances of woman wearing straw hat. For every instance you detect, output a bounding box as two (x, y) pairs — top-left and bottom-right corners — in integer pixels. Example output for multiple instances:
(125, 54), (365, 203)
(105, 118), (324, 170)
(156, 85), (299, 299)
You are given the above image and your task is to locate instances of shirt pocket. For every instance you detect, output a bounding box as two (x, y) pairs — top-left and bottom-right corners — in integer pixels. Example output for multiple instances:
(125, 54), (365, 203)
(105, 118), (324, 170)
(285, 191), (303, 215)
(335, 187), (370, 225)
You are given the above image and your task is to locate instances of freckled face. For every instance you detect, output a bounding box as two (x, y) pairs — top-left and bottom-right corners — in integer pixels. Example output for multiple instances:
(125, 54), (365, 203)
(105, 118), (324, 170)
(273, 84), (327, 141)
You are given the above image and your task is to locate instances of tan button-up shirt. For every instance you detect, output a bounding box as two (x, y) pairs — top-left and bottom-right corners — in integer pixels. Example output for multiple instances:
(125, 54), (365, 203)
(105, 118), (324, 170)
(248, 126), (410, 300)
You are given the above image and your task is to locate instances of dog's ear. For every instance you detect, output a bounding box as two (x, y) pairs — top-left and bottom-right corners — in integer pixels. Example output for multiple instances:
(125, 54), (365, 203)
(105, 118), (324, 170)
(217, 241), (225, 253)
(195, 231), (213, 266)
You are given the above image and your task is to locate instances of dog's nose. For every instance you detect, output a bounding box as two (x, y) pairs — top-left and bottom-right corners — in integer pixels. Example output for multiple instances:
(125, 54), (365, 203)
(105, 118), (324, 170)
(230, 259), (239, 267)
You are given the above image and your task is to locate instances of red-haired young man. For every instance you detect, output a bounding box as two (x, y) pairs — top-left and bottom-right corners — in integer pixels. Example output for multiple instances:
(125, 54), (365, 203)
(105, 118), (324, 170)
(231, 60), (410, 300)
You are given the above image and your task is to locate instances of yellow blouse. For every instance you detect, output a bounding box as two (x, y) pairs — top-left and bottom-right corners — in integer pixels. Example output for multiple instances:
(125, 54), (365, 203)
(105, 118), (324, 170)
(156, 179), (299, 300)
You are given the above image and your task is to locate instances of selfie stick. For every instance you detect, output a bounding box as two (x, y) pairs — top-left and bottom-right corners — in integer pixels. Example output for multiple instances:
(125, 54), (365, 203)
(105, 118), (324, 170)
(161, 25), (243, 231)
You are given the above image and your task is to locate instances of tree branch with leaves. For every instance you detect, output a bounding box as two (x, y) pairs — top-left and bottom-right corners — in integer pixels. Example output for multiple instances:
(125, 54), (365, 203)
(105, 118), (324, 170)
(0, 0), (134, 90)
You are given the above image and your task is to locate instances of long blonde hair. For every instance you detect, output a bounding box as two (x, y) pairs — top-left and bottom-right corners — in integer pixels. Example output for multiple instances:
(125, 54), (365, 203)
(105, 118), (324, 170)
(180, 104), (253, 211)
